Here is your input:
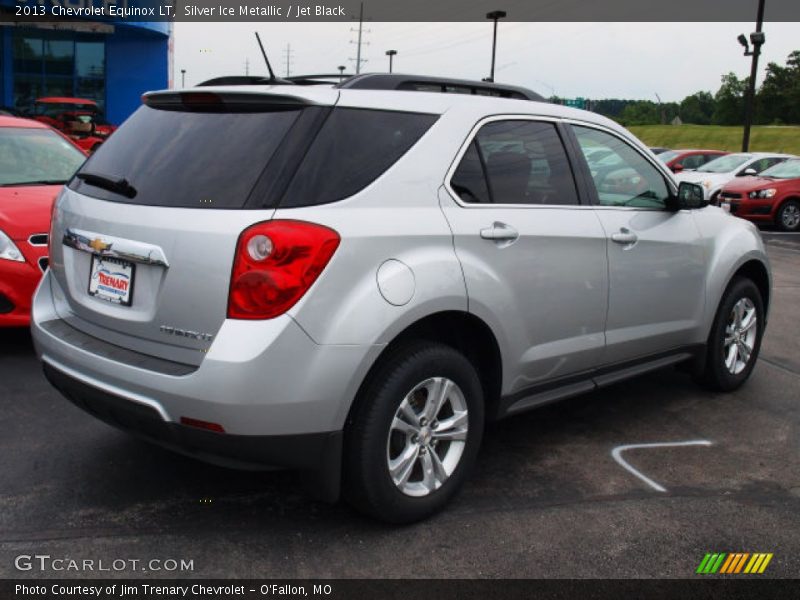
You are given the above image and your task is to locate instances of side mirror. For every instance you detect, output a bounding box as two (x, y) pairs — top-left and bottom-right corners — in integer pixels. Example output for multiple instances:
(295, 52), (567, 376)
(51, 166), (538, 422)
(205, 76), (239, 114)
(672, 163), (684, 173)
(739, 168), (757, 176)
(670, 181), (707, 210)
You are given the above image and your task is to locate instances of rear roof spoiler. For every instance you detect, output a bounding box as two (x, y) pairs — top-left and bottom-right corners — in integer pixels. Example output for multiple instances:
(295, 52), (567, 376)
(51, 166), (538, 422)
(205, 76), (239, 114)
(142, 91), (314, 111)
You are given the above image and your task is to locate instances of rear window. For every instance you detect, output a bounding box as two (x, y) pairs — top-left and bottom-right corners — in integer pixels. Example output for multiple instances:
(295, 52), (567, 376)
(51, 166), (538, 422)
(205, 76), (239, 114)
(71, 105), (301, 208)
(280, 108), (438, 207)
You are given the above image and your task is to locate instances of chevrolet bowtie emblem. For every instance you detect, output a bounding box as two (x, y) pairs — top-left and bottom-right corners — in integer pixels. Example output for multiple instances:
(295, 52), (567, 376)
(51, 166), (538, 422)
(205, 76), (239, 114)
(89, 238), (111, 253)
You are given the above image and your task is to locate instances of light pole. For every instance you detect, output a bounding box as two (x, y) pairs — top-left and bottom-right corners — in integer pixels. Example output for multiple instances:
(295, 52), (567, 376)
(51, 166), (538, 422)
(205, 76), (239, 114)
(180, 69), (186, 87)
(337, 65), (346, 82)
(739, 0), (766, 152)
(485, 10), (506, 82)
(386, 49), (397, 73)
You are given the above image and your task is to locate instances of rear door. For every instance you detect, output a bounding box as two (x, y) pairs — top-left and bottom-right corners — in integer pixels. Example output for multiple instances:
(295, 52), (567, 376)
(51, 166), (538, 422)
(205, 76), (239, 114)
(567, 123), (707, 364)
(48, 92), (334, 365)
(440, 117), (608, 392)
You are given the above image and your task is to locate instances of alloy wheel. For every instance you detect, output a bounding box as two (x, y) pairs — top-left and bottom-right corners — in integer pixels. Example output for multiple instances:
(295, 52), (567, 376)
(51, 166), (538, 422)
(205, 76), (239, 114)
(781, 204), (800, 230)
(386, 377), (469, 497)
(723, 297), (757, 375)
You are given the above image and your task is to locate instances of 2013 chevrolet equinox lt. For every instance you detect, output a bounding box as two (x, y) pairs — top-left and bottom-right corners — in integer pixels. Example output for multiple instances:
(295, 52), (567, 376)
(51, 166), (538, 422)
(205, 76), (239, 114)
(32, 75), (771, 523)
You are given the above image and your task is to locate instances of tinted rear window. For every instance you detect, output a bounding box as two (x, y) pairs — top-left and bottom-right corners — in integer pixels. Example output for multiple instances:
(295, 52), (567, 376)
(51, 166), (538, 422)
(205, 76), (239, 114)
(71, 105), (300, 208)
(280, 108), (437, 207)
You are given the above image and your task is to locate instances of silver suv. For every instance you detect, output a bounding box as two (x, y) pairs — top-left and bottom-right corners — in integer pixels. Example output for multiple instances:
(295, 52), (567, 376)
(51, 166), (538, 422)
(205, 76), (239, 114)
(32, 75), (771, 523)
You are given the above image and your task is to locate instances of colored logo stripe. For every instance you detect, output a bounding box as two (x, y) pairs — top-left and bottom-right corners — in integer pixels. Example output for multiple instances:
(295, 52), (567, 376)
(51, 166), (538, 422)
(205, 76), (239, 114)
(698, 552), (773, 574)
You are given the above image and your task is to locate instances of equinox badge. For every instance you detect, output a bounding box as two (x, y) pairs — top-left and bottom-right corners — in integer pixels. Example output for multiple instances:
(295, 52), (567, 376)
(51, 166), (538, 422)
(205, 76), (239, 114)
(159, 325), (213, 342)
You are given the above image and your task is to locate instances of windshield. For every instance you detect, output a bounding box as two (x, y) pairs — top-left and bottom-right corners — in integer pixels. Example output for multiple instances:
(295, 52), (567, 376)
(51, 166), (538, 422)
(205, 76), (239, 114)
(35, 102), (97, 117)
(658, 150), (680, 163)
(696, 154), (752, 173)
(760, 159), (800, 179)
(0, 127), (85, 186)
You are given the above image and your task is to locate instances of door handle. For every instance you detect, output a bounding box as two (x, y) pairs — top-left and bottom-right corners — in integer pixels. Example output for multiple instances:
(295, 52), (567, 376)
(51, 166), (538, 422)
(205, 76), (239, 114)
(480, 222), (519, 244)
(611, 228), (638, 245)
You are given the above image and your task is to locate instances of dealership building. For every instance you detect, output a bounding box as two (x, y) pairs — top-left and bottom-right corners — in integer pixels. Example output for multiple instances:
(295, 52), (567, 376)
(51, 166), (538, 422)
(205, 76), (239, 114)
(0, 0), (171, 124)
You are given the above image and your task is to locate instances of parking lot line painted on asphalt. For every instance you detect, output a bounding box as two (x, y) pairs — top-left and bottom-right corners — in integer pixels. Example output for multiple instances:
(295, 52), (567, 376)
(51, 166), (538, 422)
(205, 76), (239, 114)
(611, 440), (713, 492)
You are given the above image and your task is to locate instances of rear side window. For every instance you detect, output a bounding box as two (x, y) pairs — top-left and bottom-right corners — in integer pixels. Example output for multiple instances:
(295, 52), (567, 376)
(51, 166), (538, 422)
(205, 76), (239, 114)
(451, 120), (580, 206)
(451, 141), (491, 204)
(71, 105), (301, 208)
(280, 108), (437, 208)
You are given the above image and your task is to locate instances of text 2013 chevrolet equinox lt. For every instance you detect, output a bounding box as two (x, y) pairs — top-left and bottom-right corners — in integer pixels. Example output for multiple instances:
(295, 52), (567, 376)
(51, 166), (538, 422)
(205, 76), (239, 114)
(32, 75), (771, 523)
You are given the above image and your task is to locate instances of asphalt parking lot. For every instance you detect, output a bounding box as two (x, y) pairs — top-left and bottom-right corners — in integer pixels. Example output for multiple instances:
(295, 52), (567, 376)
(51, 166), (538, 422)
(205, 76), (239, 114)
(1, 233), (798, 579)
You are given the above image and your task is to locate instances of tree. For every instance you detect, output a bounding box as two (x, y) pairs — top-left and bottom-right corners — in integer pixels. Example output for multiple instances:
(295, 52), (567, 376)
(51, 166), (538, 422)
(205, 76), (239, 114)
(680, 91), (715, 125)
(619, 101), (660, 125)
(712, 72), (748, 125)
(756, 50), (800, 124)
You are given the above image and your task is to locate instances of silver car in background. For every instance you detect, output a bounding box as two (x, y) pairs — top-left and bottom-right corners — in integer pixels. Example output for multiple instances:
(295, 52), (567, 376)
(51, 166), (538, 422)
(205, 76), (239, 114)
(32, 75), (771, 523)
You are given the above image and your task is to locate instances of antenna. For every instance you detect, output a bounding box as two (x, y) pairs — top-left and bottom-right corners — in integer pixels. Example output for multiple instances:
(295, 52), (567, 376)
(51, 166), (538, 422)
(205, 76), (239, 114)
(255, 32), (276, 80)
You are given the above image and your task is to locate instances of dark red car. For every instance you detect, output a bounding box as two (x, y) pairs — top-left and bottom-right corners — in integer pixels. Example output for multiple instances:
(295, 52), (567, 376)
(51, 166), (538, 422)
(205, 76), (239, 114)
(658, 149), (729, 173)
(718, 158), (800, 231)
(31, 97), (116, 153)
(0, 116), (87, 326)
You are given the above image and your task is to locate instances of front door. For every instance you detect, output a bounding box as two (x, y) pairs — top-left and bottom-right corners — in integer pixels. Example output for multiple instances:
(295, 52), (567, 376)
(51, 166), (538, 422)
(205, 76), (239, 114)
(569, 124), (708, 364)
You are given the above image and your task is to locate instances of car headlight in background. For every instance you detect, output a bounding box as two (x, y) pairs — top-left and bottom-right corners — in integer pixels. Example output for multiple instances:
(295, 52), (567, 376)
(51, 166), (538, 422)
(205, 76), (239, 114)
(0, 230), (25, 262)
(748, 188), (777, 199)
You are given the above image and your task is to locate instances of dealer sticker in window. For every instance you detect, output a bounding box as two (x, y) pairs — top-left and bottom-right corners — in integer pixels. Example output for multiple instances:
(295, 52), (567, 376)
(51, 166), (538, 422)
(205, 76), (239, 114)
(88, 256), (135, 306)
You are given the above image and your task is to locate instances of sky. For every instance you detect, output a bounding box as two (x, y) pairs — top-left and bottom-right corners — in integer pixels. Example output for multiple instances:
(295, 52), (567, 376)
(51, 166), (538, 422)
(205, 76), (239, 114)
(172, 22), (800, 102)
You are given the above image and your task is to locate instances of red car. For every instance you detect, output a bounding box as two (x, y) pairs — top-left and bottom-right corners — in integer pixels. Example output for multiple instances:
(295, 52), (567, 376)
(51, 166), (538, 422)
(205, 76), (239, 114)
(0, 116), (87, 326)
(31, 97), (116, 153)
(718, 158), (800, 232)
(658, 149), (729, 173)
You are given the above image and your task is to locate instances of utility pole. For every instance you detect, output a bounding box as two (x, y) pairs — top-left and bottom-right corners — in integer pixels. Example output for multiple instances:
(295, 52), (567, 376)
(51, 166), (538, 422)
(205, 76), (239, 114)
(485, 10), (507, 82)
(741, 0), (767, 152)
(386, 49), (397, 73)
(655, 92), (666, 125)
(349, 2), (369, 74)
(283, 43), (294, 77)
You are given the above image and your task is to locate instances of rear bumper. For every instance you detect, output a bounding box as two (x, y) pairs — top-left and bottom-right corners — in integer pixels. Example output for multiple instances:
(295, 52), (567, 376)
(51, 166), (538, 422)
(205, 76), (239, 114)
(43, 362), (344, 500)
(32, 271), (383, 437)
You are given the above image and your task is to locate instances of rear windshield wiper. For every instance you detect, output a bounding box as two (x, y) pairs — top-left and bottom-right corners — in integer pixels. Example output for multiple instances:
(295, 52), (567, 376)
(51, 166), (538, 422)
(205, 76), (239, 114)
(76, 171), (137, 198)
(0, 179), (68, 187)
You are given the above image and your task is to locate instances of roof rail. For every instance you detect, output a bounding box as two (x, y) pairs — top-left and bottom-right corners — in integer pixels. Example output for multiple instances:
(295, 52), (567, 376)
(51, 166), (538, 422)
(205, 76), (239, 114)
(286, 74), (354, 85)
(336, 73), (544, 101)
(195, 72), (544, 102)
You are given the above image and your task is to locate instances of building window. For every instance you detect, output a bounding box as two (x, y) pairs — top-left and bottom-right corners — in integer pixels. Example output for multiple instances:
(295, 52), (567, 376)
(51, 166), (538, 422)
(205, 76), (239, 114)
(11, 31), (105, 113)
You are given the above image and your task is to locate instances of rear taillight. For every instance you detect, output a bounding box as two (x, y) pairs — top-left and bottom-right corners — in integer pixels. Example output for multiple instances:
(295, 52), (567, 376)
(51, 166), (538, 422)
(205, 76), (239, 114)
(227, 220), (340, 320)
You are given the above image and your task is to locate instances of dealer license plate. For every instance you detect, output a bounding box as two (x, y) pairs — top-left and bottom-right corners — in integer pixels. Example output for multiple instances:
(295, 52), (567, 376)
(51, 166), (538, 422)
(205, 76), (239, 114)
(88, 256), (135, 306)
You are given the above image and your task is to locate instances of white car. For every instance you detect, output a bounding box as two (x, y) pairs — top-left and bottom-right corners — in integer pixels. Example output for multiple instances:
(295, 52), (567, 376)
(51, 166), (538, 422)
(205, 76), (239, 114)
(675, 152), (794, 203)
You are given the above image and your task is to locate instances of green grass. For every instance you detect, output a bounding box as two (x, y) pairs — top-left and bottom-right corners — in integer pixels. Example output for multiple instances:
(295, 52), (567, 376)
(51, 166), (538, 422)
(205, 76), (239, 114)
(627, 124), (800, 155)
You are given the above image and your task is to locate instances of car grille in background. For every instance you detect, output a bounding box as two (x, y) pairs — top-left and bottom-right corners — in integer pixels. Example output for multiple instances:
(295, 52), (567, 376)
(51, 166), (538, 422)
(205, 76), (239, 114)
(719, 192), (742, 200)
(0, 293), (14, 314)
(29, 234), (49, 246)
(38, 257), (49, 272)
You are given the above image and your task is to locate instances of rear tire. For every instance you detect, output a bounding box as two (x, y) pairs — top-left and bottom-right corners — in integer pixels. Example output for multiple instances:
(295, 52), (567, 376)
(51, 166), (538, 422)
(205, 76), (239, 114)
(697, 277), (764, 392)
(344, 341), (484, 523)
(776, 199), (800, 232)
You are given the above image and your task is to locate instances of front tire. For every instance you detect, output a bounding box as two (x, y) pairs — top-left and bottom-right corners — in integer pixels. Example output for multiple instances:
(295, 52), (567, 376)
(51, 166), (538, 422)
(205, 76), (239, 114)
(698, 277), (764, 391)
(776, 199), (800, 232)
(344, 342), (484, 523)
